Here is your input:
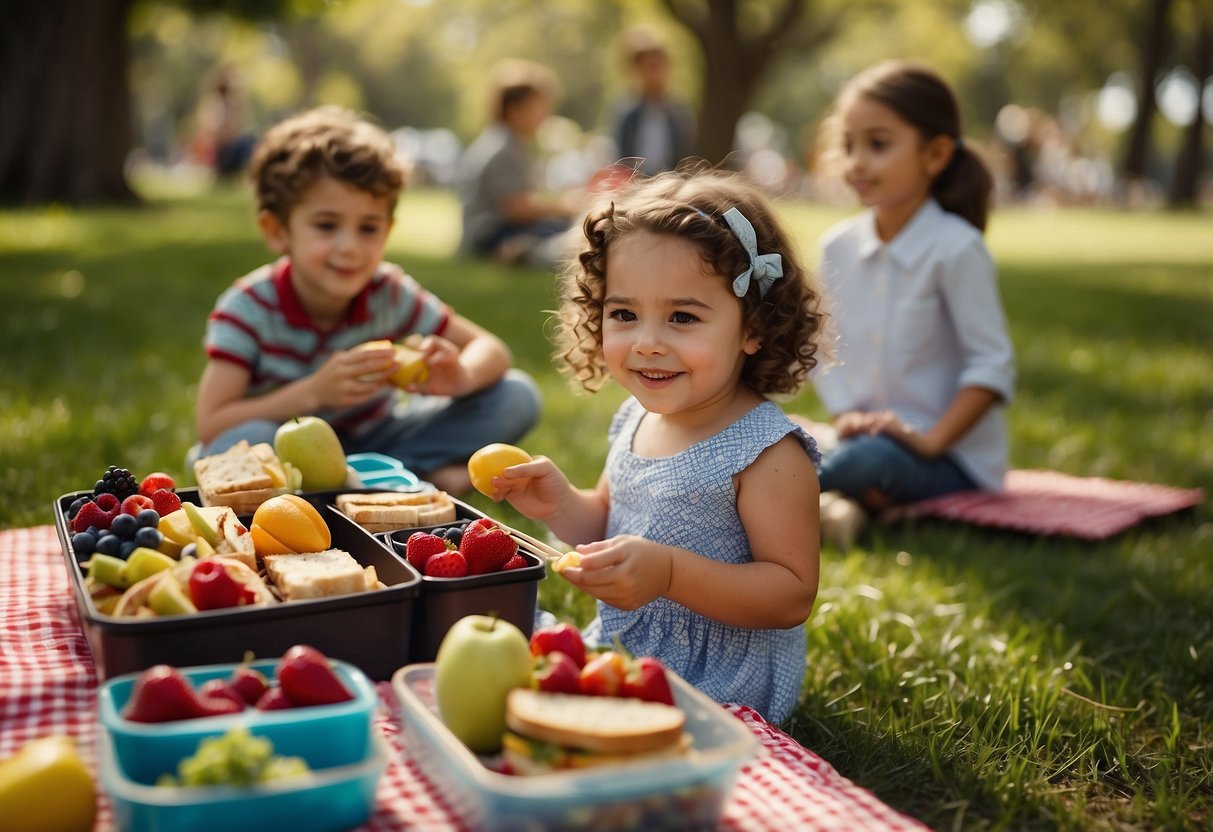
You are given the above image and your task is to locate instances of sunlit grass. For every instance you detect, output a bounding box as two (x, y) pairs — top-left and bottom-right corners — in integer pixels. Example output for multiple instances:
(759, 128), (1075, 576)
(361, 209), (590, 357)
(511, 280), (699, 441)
(1, 186), (1210, 829)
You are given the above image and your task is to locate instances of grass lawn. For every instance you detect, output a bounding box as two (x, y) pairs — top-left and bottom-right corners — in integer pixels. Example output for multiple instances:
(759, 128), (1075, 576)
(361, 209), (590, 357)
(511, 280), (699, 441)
(2, 184), (1210, 830)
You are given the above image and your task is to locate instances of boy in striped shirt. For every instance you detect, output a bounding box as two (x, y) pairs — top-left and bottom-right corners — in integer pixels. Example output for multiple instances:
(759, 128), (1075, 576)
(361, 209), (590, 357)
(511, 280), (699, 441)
(195, 107), (541, 494)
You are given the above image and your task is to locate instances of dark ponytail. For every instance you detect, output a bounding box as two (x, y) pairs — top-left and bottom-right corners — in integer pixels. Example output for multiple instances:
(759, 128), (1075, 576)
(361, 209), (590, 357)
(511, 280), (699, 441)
(839, 60), (993, 232)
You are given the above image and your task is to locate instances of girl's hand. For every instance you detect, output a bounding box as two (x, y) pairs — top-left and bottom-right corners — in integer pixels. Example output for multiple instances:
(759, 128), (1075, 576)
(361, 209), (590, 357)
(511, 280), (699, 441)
(309, 346), (395, 409)
(560, 535), (672, 611)
(401, 335), (469, 398)
(491, 456), (574, 521)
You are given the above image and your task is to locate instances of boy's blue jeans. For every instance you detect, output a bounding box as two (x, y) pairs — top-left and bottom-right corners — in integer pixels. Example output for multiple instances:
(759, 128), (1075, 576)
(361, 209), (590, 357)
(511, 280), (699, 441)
(817, 434), (975, 506)
(195, 369), (541, 478)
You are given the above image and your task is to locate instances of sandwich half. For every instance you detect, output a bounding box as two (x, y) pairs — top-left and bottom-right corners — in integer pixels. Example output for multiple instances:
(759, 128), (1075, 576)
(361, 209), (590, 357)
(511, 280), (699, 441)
(501, 688), (690, 774)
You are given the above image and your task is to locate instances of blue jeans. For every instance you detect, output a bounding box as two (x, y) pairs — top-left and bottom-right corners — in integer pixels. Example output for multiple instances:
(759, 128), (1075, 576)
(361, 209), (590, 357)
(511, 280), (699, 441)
(817, 434), (975, 506)
(195, 369), (541, 478)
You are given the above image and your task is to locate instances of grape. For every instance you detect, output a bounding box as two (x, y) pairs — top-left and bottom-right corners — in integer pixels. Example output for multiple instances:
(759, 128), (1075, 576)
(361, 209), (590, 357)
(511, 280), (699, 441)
(134, 527), (163, 549)
(110, 513), (138, 539)
(72, 531), (97, 556)
(95, 534), (121, 556)
(156, 727), (310, 788)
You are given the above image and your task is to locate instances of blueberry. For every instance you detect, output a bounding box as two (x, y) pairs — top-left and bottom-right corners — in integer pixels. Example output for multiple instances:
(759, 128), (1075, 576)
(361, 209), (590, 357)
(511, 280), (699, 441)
(446, 528), (463, 547)
(95, 534), (121, 556)
(136, 508), (160, 528)
(432, 527), (448, 539)
(72, 531), (97, 556)
(68, 495), (92, 519)
(119, 540), (137, 558)
(134, 527), (163, 549)
(110, 513), (138, 539)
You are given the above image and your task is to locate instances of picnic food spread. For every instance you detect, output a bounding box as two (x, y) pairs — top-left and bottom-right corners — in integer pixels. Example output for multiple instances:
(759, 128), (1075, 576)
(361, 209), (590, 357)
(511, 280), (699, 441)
(33, 437), (910, 831)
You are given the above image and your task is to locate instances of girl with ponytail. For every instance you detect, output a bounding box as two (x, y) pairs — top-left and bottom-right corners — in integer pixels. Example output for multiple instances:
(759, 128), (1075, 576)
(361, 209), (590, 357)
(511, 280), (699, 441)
(808, 60), (1016, 535)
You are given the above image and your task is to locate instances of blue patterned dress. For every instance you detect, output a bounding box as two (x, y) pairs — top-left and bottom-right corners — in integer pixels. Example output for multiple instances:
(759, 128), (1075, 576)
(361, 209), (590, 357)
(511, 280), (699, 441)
(583, 397), (821, 723)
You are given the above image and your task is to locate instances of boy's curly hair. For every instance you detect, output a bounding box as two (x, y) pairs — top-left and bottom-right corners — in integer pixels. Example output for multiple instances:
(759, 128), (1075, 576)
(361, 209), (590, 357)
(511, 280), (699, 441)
(248, 106), (405, 223)
(556, 168), (826, 397)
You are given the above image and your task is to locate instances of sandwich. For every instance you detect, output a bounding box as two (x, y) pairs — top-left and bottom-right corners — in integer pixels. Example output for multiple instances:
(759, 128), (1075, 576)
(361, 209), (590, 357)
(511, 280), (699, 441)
(262, 549), (382, 601)
(501, 689), (691, 774)
(194, 441), (294, 515)
(334, 490), (457, 533)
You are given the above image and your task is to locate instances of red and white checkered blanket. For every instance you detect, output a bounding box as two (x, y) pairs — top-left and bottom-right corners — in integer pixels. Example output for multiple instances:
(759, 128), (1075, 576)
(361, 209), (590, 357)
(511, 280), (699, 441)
(0, 525), (925, 831)
(889, 469), (1204, 540)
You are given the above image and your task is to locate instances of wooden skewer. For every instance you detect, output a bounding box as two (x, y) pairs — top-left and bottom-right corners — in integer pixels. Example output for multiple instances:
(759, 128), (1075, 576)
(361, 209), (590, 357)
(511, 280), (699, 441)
(497, 522), (567, 562)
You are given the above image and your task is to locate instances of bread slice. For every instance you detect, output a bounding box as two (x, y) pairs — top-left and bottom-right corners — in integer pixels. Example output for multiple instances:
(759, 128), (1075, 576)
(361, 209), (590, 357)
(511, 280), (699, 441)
(505, 689), (686, 755)
(334, 490), (456, 532)
(263, 549), (367, 600)
(194, 440), (278, 514)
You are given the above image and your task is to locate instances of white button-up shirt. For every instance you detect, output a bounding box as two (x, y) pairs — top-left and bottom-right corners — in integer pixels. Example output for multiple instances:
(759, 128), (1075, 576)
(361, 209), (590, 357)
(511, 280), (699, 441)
(812, 199), (1015, 490)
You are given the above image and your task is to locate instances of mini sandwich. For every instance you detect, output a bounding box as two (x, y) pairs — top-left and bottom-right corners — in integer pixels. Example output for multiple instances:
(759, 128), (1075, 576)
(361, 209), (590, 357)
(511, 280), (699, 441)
(193, 441), (288, 515)
(263, 549), (375, 601)
(334, 490), (457, 533)
(501, 689), (691, 774)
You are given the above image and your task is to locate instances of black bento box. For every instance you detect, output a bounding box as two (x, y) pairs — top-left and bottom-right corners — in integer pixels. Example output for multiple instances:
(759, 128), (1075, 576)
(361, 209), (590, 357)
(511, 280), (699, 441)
(53, 488), (421, 681)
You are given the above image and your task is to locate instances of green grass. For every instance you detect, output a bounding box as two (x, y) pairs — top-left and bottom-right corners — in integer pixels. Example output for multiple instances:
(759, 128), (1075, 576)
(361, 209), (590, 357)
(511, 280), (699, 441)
(2, 186), (1210, 830)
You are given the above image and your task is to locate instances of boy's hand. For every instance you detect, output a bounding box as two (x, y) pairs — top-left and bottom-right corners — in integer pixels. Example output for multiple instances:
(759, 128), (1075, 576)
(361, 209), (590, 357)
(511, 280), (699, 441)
(490, 456), (572, 520)
(559, 535), (672, 611)
(310, 345), (395, 409)
(399, 335), (469, 397)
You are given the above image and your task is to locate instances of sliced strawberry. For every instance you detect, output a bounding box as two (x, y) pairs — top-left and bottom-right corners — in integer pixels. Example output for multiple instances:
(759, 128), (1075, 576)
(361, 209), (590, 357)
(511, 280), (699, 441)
(139, 472), (176, 496)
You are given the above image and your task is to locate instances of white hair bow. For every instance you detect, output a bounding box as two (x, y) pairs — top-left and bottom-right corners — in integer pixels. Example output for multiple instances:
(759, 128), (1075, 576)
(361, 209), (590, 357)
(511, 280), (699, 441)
(723, 207), (783, 298)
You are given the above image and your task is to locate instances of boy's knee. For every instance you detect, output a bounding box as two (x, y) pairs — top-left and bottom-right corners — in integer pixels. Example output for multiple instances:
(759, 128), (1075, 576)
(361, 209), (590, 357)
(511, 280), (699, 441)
(818, 437), (897, 497)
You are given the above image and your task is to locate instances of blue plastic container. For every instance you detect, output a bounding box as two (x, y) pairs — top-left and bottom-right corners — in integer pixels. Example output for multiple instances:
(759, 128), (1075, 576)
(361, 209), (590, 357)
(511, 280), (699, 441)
(99, 658), (377, 786)
(98, 730), (386, 832)
(345, 452), (421, 490)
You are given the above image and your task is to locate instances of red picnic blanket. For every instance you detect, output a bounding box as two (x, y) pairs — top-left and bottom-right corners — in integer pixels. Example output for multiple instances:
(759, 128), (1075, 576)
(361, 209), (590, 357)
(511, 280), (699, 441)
(0, 525), (925, 831)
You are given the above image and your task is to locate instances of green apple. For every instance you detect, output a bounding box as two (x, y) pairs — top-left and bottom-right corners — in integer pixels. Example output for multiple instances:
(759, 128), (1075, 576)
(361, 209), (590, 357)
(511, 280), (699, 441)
(148, 573), (197, 616)
(274, 416), (348, 491)
(182, 502), (220, 548)
(121, 547), (176, 585)
(87, 554), (130, 589)
(434, 614), (533, 753)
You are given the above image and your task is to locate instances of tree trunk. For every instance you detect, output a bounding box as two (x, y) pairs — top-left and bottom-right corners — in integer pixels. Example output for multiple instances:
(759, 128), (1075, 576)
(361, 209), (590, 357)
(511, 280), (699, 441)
(1121, 0), (1172, 185)
(664, 0), (811, 168)
(1167, 20), (1211, 208)
(0, 0), (137, 204)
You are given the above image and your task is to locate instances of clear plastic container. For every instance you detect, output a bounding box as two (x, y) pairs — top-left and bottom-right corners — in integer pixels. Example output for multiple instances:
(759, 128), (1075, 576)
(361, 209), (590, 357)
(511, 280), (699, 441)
(98, 729), (386, 832)
(98, 658), (377, 786)
(391, 663), (758, 831)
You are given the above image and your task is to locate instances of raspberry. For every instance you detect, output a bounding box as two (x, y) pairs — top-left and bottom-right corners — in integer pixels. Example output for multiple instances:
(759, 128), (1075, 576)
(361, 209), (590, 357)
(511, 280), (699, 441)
(139, 472), (176, 496)
(149, 488), (182, 517)
(404, 531), (449, 571)
(94, 493), (120, 511)
(71, 501), (113, 534)
(94, 466), (139, 500)
(424, 551), (468, 578)
(503, 553), (528, 570)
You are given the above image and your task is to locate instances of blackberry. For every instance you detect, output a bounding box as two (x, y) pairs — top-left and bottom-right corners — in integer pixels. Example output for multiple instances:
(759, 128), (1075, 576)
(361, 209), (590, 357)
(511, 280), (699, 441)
(94, 465), (140, 500)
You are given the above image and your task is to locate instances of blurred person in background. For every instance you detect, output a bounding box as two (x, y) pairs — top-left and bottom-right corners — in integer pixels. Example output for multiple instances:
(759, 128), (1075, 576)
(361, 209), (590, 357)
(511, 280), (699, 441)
(609, 26), (696, 177)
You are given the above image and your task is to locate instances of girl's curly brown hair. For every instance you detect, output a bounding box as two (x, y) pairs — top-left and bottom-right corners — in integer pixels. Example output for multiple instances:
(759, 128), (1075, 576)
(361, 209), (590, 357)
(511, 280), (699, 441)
(555, 167), (826, 397)
(248, 106), (405, 223)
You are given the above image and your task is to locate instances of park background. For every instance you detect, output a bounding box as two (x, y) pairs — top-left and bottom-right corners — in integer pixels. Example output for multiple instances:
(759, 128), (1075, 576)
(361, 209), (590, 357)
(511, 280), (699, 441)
(2, 1), (1211, 830)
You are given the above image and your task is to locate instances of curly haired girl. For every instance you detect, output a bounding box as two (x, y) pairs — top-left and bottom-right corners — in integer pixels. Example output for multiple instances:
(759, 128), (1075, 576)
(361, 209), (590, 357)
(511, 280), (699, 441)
(492, 168), (826, 723)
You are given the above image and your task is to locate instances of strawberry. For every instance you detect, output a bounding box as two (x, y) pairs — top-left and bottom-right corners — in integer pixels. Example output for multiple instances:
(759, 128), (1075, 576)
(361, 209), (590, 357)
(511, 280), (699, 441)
(530, 622), (586, 668)
(503, 553), (528, 570)
(139, 472), (176, 496)
(533, 651), (582, 694)
(229, 664), (270, 706)
(277, 645), (354, 706)
(424, 550), (469, 578)
(620, 655), (675, 705)
(71, 500), (112, 533)
(459, 518), (517, 575)
(404, 531), (448, 571)
(121, 493), (155, 516)
(254, 686), (295, 711)
(198, 678), (247, 711)
(149, 488), (182, 517)
(579, 650), (626, 696)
